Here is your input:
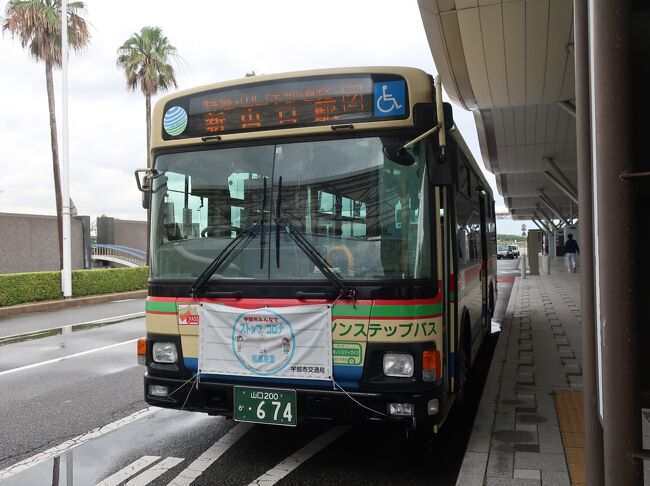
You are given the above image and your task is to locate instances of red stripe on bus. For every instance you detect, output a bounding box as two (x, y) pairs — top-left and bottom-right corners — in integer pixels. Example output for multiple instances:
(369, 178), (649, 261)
(371, 297), (441, 305)
(148, 292), (443, 307)
(146, 310), (176, 315)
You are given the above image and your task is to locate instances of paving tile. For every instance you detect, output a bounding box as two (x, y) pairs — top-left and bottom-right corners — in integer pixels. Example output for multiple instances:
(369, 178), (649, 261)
(466, 423), (493, 453)
(494, 408), (517, 430)
(537, 424), (565, 454)
(540, 470), (572, 486)
(516, 423), (538, 433)
(455, 451), (488, 486)
(514, 468), (541, 480)
(519, 355), (534, 366)
(486, 478), (541, 486)
(517, 393), (536, 401)
(486, 449), (514, 478)
(514, 451), (569, 473)
(563, 363), (581, 374)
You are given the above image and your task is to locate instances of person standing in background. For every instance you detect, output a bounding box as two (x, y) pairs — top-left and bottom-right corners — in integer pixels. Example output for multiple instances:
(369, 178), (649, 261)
(564, 233), (580, 272)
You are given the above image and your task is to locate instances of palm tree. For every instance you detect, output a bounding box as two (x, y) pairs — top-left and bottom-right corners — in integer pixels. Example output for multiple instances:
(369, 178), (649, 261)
(3, 0), (90, 268)
(116, 26), (179, 167)
(117, 26), (179, 262)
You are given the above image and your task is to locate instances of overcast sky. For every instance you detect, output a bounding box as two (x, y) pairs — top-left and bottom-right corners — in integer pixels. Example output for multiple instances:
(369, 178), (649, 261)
(0, 0), (528, 235)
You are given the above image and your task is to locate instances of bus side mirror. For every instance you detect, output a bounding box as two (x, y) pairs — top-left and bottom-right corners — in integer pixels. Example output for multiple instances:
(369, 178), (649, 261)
(135, 168), (151, 209)
(427, 138), (453, 186)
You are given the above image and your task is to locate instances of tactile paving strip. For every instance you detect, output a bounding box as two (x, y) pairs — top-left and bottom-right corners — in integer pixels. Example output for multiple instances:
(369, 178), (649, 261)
(555, 390), (586, 485)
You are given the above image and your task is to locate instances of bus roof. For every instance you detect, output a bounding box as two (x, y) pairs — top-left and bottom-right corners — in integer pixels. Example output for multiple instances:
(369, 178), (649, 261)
(150, 66), (434, 151)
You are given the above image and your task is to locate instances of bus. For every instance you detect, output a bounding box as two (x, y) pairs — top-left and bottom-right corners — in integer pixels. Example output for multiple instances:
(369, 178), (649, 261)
(136, 67), (497, 432)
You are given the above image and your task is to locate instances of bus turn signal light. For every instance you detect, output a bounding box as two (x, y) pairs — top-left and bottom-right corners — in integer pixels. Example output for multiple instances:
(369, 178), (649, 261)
(422, 349), (441, 382)
(137, 337), (147, 365)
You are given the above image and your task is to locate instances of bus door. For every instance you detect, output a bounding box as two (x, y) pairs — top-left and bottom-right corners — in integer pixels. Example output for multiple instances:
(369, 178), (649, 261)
(438, 186), (454, 393)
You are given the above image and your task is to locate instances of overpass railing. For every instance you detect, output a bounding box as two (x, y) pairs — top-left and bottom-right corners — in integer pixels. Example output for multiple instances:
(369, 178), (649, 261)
(91, 244), (147, 267)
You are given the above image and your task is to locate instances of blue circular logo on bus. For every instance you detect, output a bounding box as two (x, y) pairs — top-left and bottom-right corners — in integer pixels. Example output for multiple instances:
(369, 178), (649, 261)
(231, 309), (296, 376)
(163, 106), (188, 136)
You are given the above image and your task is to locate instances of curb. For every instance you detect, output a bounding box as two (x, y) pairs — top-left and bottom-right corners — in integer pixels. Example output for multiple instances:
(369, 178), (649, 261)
(455, 278), (520, 486)
(0, 311), (146, 346)
(0, 290), (147, 319)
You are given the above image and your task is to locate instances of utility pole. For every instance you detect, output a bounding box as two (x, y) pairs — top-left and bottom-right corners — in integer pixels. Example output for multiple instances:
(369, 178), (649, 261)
(61, 0), (72, 298)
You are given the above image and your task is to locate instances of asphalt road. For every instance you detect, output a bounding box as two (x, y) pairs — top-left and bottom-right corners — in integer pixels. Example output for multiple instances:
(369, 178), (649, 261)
(0, 268), (517, 485)
(0, 299), (145, 338)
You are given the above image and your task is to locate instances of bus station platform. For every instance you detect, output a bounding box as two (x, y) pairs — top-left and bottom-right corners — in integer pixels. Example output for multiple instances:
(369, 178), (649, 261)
(457, 259), (650, 485)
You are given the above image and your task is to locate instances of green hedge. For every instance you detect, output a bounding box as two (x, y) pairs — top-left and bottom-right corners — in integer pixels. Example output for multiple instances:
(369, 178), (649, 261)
(0, 271), (61, 307)
(0, 267), (149, 307)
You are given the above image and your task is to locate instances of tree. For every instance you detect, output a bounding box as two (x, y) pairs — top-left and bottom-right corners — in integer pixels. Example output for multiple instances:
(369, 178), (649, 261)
(116, 26), (179, 167)
(3, 0), (91, 268)
(117, 27), (179, 262)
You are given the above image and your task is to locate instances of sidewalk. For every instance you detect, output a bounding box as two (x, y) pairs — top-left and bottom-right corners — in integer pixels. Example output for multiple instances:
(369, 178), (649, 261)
(457, 261), (650, 485)
(0, 290), (146, 319)
(0, 291), (146, 343)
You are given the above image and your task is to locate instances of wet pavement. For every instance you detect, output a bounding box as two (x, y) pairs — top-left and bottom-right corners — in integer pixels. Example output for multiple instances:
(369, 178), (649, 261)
(0, 299), (145, 338)
(0, 266), (519, 485)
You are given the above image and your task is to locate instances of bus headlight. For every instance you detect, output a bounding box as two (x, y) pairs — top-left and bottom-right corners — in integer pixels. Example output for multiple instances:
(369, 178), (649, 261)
(383, 353), (414, 377)
(152, 342), (178, 364)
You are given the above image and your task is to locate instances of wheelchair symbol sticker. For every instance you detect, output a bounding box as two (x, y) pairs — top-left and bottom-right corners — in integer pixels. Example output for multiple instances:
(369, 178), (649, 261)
(374, 81), (406, 117)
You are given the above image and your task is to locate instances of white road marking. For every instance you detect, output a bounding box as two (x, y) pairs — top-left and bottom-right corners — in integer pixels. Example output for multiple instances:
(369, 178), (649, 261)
(0, 338), (138, 377)
(97, 455), (161, 486)
(167, 422), (254, 485)
(248, 426), (350, 486)
(0, 312), (144, 341)
(68, 311), (145, 327)
(0, 407), (158, 480)
(126, 457), (184, 486)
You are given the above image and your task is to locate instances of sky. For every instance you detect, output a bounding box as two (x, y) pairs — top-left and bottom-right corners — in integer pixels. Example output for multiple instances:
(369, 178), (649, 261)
(0, 0), (528, 235)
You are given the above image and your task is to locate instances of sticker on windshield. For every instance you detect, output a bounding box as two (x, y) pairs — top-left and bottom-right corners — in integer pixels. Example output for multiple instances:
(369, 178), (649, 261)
(163, 106), (188, 136)
(374, 81), (406, 117)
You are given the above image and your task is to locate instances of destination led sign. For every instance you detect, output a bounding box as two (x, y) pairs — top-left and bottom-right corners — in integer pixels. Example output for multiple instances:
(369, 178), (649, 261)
(161, 74), (409, 139)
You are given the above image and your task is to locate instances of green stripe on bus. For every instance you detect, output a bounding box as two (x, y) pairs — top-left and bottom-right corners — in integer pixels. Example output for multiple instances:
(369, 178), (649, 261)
(146, 300), (176, 313)
(369, 303), (441, 317)
(331, 304), (371, 317)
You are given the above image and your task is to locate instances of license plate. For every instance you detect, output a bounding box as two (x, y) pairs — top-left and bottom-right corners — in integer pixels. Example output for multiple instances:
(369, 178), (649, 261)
(233, 386), (297, 427)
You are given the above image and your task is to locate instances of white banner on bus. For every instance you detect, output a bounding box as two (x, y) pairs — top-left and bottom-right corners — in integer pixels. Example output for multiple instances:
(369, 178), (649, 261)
(198, 304), (332, 381)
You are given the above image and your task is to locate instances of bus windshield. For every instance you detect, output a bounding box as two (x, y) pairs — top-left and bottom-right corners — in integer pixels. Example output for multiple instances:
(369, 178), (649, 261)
(150, 136), (432, 281)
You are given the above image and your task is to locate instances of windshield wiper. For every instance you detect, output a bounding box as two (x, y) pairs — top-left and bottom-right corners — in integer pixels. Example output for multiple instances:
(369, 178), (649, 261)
(188, 222), (262, 298)
(190, 176), (270, 298)
(275, 176), (356, 299)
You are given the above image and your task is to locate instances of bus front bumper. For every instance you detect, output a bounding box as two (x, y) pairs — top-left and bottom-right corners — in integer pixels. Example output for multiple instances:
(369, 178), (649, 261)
(144, 373), (445, 430)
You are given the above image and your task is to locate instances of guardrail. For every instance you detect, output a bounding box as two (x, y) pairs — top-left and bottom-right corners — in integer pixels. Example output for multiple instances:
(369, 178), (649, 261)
(91, 244), (146, 267)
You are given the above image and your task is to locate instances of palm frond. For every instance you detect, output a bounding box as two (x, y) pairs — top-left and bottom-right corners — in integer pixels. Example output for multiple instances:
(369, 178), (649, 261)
(116, 25), (179, 97)
(3, 0), (90, 66)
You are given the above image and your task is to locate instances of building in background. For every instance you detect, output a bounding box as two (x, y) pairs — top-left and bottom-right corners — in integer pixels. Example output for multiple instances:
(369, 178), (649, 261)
(0, 213), (146, 274)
